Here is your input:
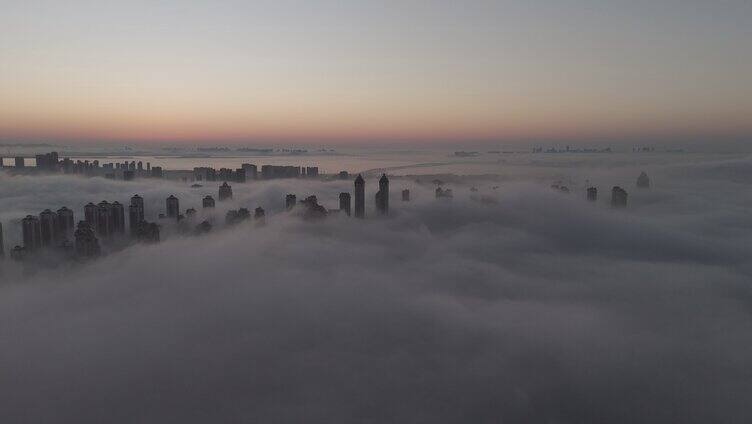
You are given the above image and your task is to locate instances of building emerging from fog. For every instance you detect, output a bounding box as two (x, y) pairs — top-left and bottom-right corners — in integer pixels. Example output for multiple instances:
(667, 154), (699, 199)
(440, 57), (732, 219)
(611, 186), (628, 207)
(39, 209), (58, 247)
(202, 195), (215, 208)
(74, 221), (100, 258)
(402, 189), (410, 202)
(22, 215), (42, 251)
(587, 187), (598, 201)
(637, 172), (651, 188)
(375, 174), (389, 215)
(354, 175), (365, 218)
(286, 194), (297, 211)
(166, 195), (180, 219)
(219, 182), (233, 201)
(57, 206), (75, 238)
(339, 192), (351, 216)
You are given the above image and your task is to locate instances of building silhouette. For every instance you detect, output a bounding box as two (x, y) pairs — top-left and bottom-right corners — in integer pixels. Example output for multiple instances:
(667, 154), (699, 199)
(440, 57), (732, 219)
(611, 186), (628, 207)
(151, 166), (163, 178)
(15, 157), (25, 168)
(354, 174), (365, 218)
(202, 195), (215, 208)
(134, 221), (160, 242)
(218, 182), (233, 201)
(241, 163), (257, 180)
(84, 202), (98, 227)
(375, 174), (389, 215)
(402, 189), (410, 202)
(637, 171), (651, 188)
(96, 201), (113, 238)
(166, 195), (180, 219)
(74, 221), (100, 258)
(22, 215), (42, 251)
(339, 192), (351, 216)
(286, 194), (297, 211)
(57, 206), (75, 238)
(39, 209), (58, 247)
(111, 201), (125, 234)
(587, 187), (598, 201)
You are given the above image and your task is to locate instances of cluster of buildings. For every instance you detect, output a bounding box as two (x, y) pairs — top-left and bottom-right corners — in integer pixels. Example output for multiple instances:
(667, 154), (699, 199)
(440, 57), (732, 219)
(554, 171), (652, 208)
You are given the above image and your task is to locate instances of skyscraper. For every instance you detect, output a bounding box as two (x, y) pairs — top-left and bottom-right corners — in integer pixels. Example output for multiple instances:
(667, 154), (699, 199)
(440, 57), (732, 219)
(611, 186), (628, 208)
(218, 182), (233, 201)
(354, 174), (365, 218)
(21, 215), (42, 251)
(339, 192), (351, 216)
(96, 202), (113, 238)
(637, 171), (651, 188)
(203, 195), (215, 208)
(74, 221), (100, 258)
(39, 209), (58, 247)
(587, 187), (598, 201)
(241, 163), (257, 180)
(166, 195), (180, 219)
(111, 201), (125, 234)
(57, 206), (75, 238)
(84, 202), (98, 227)
(286, 194), (297, 211)
(375, 173), (389, 215)
(402, 189), (410, 202)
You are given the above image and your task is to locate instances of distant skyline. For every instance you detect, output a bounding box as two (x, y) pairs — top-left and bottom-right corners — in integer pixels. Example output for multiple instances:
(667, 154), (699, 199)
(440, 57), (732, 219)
(1, 1), (750, 146)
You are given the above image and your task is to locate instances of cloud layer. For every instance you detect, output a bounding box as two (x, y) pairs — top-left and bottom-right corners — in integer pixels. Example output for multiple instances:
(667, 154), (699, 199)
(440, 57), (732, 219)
(1, 154), (751, 423)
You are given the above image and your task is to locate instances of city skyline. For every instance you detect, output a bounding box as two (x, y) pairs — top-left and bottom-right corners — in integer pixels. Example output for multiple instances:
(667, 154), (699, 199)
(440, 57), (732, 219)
(1, 1), (750, 146)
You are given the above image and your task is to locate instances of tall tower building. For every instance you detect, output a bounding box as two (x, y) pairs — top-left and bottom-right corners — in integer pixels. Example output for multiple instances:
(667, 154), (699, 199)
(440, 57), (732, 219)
(39, 209), (59, 247)
(84, 202), (98, 227)
(286, 194), (297, 211)
(202, 195), (215, 208)
(111, 201), (125, 234)
(375, 173), (389, 215)
(611, 186), (628, 208)
(96, 202), (113, 238)
(218, 182), (233, 201)
(56, 206), (75, 238)
(587, 187), (598, 201)
(241, 163), (257, 180)
(354, 174), (365, 218)
(339, 192), (351, 216)
(129, 205), (144, 235)
(21, 215), (42, 251)
(74, 221), (100, 258)
(166, 195), (180, 219)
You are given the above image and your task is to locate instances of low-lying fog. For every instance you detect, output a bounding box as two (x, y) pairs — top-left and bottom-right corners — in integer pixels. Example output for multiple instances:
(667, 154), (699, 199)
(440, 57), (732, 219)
(0, 153), (750, 423)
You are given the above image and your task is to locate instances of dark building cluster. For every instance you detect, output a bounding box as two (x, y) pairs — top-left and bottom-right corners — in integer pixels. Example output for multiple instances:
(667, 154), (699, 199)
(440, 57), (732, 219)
(1, 151), (162, 180)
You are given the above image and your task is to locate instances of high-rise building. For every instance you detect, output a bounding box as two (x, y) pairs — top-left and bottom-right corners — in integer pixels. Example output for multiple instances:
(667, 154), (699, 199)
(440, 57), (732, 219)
(202, 195), (215, 208)
(375, 173), (389, 215)
(339, 192), (351, 216)
(611, 186), (628, 207)
(96, 201), (113, 238)
(111, 201), (125, 233)
(235, 169), (246, 183)
(74, 221), (100, 258)
(637, 172), (650, 188)
(354, 174), (365, 218)
(241, 163), (257, 180)
(587, 187), (598, 201)
(129, 205), (143, 235)
(151, 166), (163, 178)
(57, 206), (75, 238)
(218, 182), (233, 201)
(166, 195), (180, 219)
(81, 202), (97, 229)
(402, 189), (410, 202)
(306, 166), (319, 178)
(21, 215), (42, 251)
(130, 194), (144, 211)
(286, 194), (297, 211)
(39, 209), (58, 247)
(15, 157), (25, 168)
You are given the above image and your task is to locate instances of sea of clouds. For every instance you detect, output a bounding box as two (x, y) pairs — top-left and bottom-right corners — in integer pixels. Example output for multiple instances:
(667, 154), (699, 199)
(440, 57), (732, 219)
(0, 153), (750, 423)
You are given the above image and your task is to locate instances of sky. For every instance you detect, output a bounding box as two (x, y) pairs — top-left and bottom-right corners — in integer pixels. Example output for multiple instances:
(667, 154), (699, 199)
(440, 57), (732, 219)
(1, 153), (751, 422)
(1, 0), (751, 146)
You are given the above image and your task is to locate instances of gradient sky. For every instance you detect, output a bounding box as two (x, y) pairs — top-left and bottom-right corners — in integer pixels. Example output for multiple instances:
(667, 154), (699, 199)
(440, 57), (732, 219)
(1, 0), (750, 146)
